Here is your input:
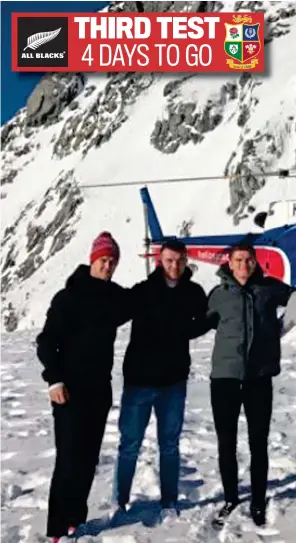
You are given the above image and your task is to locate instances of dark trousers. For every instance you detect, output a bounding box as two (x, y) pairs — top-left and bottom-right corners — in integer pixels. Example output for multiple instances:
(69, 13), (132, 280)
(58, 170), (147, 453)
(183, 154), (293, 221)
(47, 386), (112, 538)
(210, 377), (273, 507)
(115, 381), (187, 508)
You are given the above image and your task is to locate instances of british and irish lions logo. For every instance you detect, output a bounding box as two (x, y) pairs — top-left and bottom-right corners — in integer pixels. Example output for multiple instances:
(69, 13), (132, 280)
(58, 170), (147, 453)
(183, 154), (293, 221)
(224, 14), (261, 70)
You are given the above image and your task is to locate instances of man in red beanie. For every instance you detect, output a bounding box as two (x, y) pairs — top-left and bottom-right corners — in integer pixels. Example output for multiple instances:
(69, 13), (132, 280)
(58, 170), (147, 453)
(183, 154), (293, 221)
(36, 232), (125, 542)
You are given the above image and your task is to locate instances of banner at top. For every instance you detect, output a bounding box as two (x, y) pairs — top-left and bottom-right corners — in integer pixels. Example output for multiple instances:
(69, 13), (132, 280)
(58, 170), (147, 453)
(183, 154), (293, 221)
(12, 12), (264, 72)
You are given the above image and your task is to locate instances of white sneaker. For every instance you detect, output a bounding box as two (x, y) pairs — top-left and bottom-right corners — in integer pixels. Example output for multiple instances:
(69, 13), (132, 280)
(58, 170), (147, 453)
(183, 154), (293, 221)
(108, 503), (131, 523)
(159, 507), (180, 523)
(58, 538), (72, 543)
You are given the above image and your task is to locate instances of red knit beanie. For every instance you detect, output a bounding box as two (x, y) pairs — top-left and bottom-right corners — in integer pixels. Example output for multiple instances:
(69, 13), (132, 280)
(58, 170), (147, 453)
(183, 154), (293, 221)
(90, 232), (120, 265)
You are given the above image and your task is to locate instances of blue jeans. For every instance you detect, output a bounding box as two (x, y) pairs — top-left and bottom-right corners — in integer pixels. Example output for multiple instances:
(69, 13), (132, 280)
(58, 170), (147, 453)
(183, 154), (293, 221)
(114, 381), (187, 508)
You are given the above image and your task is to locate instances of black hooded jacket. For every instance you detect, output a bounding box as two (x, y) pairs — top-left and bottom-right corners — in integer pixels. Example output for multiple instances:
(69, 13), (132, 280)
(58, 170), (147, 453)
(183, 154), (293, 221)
(123, 266), (208, 387)
(36, 265), (127, 390)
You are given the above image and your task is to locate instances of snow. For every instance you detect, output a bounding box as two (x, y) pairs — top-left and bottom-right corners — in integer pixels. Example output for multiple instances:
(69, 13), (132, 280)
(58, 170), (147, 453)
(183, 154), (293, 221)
(1, 4), (296, 538)
(1, 328), (296, 542)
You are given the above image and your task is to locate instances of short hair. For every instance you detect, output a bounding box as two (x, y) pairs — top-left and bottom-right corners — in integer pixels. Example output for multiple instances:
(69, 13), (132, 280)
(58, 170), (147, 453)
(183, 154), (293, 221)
(228, 243), (256, 260)
(160, 239), (187, 254)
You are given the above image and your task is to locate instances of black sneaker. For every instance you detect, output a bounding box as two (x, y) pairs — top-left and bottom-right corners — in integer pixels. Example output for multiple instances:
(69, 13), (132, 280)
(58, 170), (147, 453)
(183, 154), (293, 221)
(250, 505), (266, 526)
(212, 501), (239, 529)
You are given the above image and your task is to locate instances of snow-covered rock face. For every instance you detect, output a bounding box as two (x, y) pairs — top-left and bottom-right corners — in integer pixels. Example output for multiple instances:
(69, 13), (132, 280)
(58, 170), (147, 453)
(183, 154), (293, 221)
(1, 169), (83, 330)
(26, 73), (85, 127)
(151, 78), (238, 154)
(2, 168), (82, 289)
(109, 1), (191, 13)
(53, 73), (155, 159)
(1, 1), (296, 331)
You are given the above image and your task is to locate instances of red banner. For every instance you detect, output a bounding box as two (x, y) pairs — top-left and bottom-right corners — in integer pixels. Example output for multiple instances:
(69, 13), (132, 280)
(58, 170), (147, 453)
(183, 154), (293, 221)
(12, 12), (264, 72)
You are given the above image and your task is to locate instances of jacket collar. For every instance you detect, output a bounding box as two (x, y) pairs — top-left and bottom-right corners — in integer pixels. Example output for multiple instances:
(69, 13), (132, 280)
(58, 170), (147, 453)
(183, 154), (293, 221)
(65, 264), (114, 292)
(217, 262), (264, 288)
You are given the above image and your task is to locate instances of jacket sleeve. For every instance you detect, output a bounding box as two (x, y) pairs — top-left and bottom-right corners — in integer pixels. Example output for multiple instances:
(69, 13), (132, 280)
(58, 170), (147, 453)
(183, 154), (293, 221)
(270, 278), (295, 307)
(188, 285), (209, 339)
(205, 287), (220, 331)
(113, 284), (141, 327)
(36, 290), (68, 386)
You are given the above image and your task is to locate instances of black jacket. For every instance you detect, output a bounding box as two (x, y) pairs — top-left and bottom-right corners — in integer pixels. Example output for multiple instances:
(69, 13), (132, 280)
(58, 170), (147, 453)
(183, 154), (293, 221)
(123, 267), (207, 387)
(36, 265), (127, 390)
(207, 263), (294, 380)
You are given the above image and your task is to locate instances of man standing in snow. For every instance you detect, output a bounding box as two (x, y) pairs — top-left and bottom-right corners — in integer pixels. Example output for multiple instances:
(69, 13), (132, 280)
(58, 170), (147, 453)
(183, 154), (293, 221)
(206, 244), (295, 528)
(113, 240), (207, 520)
(36, 232), (126, 543)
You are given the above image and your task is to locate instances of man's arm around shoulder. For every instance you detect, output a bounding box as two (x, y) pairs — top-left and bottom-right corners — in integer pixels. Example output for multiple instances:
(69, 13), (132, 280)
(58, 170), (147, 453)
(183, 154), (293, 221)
(113, 279), (147, 327)
(188, 282), (208, 339)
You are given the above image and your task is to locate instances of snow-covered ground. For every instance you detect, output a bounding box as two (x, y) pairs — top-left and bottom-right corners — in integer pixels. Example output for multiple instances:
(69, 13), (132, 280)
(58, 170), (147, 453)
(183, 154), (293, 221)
(2, 328), (296, 543)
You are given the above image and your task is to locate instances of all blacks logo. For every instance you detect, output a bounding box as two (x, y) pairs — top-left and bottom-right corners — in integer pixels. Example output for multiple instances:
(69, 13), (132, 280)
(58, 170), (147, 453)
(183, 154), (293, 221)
(17, 17), (68, 67)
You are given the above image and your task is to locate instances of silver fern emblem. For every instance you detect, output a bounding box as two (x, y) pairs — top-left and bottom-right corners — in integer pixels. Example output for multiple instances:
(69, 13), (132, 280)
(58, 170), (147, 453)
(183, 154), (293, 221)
(24, 28), (61, 51)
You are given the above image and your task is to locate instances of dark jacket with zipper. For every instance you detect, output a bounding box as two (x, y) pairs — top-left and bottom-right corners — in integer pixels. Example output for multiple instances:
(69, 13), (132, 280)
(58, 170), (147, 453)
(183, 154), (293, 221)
(36, 265), (127, 391)
(207, 263), (294, 380)
(123, 266), (208, 387)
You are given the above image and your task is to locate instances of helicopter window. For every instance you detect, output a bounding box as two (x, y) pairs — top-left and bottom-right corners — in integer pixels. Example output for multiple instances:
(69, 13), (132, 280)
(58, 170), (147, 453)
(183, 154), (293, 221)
(267, 203), (276, 216)
(254, 211), (267, 229)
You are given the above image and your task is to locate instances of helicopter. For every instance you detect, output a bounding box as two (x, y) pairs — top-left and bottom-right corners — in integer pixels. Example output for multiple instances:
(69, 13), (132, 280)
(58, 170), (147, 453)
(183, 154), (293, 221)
(140, 186), (296, 286)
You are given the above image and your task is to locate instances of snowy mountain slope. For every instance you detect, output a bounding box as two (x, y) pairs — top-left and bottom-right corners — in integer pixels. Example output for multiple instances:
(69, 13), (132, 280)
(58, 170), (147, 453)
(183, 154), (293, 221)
(1, 1), (296, 331)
